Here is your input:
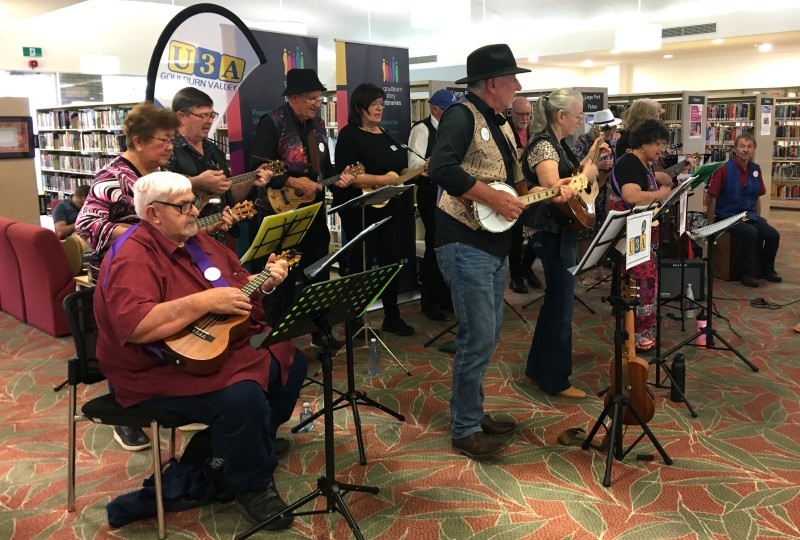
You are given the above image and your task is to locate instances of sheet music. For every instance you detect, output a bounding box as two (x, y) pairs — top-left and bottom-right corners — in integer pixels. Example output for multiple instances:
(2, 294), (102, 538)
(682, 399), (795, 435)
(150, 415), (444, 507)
(691, 212), (747, 239)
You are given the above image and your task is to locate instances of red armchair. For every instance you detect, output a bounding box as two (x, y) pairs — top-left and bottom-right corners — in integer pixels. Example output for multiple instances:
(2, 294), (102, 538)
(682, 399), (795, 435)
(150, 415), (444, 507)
(6, 222), (75, 336)
(0, 217), (26, 322)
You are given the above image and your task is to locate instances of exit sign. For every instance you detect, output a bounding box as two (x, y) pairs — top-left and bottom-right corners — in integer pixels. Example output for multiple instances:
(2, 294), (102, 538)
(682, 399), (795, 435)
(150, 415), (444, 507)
(23, 47), (42, 58)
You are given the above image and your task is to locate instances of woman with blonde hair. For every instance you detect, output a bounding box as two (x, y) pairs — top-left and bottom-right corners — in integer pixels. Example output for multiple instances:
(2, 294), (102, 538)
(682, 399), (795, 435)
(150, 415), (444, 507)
(616, 98), (663, 156)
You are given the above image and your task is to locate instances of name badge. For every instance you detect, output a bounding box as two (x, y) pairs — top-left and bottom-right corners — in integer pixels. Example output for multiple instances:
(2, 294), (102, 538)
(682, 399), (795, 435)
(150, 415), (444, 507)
(481, 127), (491, 141)
(390, 145), (398, 151)
(753, 170), (759, 177)
(204, 267), (222, 282)
(319, 142), (325, 153)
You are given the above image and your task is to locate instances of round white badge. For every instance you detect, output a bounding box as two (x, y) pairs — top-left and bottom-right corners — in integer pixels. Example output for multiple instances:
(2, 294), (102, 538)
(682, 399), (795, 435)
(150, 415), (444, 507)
(481, 127), (491, 141)
(204, 267), (222, 282)
(753, 170), (759, 177)
(319, 142), (325, 153)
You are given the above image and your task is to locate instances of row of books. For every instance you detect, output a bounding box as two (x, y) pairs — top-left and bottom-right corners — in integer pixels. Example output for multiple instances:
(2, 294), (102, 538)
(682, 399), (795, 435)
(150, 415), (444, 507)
(707, 148), (735, 162)
(773, 144), (800, 159)
(37, 108), (131, 131)
(38, 132), (125, 154)
(41, 175), (92, 194)
(775, 124), (800, 138)
(662, 102), (682, 121)
(41, 154), (113, 175)
(772, 162), (800, 180)
(320, 100), (337, 126)
(706, 124), (752, 145)
(410, 100), (431, 123)
(706, 102), (755, 122)
(775, 104), (800, 120)
(772, 183), (800, 200)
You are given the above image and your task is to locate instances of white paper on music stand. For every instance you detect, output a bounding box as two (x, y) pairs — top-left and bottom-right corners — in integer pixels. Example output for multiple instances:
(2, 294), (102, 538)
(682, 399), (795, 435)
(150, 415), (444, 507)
(690, 211), (747, 240)
(679, 191), (688, 236)
(569, 209), (630, 275)
(626, 210), (653, 270)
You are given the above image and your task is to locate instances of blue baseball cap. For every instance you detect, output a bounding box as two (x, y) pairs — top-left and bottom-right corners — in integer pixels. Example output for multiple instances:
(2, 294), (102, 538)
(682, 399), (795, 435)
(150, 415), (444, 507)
(429, 89), (459, 109)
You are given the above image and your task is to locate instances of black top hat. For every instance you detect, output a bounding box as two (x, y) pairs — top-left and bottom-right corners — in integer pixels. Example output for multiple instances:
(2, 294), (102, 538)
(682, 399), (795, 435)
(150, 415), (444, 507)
(455, 44), (531, 84)
(282, 69), (326, 96)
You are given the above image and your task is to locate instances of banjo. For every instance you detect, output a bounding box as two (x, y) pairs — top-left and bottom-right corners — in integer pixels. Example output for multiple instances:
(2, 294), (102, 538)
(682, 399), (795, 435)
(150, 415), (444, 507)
(472, 175), (589, 233)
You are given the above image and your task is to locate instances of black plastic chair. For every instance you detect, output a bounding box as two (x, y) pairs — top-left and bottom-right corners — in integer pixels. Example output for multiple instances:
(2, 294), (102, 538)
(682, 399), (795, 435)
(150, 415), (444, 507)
(64, 287), (189, 538)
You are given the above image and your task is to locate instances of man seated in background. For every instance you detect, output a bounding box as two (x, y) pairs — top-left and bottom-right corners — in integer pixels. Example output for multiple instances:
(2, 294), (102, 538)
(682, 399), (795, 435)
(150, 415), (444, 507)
(94, 171), (307, 530)
(53, 184), (89, 241)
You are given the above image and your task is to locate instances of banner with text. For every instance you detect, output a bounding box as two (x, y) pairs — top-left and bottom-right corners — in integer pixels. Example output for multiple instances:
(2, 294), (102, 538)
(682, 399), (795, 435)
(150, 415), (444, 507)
(232, 31), (318, 174)
(146, 5), (266, 136)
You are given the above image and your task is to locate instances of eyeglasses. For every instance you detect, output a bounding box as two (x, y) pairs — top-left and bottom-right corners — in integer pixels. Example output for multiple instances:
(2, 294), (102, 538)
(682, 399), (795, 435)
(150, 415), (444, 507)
(512, 111), (532, 117)
(302, 94), (323, 103)
(150, 136), (174, 146)
(564, 111), (585, 121)
(369, 100), (384, 109)
(152, 200), (197, 215)
(185, 110), (220, 121)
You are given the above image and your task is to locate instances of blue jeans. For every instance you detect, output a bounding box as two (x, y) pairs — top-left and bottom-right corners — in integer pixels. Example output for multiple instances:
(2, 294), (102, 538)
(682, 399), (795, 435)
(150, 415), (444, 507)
(526, 231), (577, 394)
(140, 352), (307, 493)
(436, 242), (506, 439)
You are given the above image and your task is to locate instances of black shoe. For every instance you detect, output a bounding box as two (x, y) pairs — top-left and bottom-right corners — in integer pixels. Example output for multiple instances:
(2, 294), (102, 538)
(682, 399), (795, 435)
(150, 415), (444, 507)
(524, 269), (542, 289)
(480, 414), (517, 436)
(763, 270), (782, 283)
(273, 437), (290, 460)
(381, 318), (414, 336)
(311, 332), (344, 351)
(422, 305), (449, 322)
(509, 278), (528, 294)
(113, 426), (151, 452)
(236, 480), (293, 530)
(452, 432), (510, 459)
(740, 275), (759, 288)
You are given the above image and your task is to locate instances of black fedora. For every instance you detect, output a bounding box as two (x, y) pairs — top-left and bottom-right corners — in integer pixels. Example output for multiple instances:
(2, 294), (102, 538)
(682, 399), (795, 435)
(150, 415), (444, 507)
(282, 68), (326, 96)
(455, 44), (531, 84)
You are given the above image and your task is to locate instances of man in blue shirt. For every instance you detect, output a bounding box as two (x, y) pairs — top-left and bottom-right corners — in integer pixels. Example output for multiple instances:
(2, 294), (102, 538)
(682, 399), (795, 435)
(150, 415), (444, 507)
(53, 184), (89, 240)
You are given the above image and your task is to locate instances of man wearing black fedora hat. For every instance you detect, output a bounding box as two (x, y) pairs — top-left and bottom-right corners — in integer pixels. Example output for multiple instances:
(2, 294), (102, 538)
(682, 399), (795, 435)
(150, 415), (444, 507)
(249, 68), (356, 346)
(428, 44), (548, 459)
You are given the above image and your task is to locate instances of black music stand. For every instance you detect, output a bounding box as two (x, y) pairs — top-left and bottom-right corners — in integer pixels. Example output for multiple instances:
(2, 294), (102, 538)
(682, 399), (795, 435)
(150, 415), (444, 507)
(571, 208), (672, 487)
(657, 212), (758, 372)
(239, 265), (402, 540)
(328, 185), (413, 369)
(294, 218), (407, 466)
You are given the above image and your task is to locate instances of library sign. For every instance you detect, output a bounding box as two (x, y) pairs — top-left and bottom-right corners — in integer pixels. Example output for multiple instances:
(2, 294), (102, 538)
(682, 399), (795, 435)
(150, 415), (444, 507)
(145, 4), (266, 130)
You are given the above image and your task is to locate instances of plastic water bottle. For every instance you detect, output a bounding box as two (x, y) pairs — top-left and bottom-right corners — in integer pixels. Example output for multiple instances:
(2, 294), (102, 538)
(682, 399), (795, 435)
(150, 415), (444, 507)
(367, 338), (382, 375)
(684, 283), (696, 319)
(297, 402), (314, 432)
(670, 354), (686, 403)
(694, 309), (708, 346)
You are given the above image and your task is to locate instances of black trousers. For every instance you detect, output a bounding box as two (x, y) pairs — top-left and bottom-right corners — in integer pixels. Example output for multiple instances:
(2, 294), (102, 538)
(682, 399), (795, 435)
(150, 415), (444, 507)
(416, 180), (450, 310)
(727, 218), (780, 276)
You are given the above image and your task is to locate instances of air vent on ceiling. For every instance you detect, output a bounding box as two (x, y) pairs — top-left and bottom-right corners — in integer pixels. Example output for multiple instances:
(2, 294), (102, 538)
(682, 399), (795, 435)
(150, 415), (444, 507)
(662, 23), (717, 39)
(410, 55), (437, 65)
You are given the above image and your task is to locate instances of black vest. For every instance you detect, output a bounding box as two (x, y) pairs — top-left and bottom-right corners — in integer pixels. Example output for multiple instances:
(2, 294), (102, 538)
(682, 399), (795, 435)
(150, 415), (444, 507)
(411, 116), (437, 158)
(521, 126), (577, 233)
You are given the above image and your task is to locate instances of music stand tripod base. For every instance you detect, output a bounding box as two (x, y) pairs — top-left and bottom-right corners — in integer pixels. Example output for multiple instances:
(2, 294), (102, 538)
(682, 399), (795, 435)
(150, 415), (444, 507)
(240, 265), (402, 540)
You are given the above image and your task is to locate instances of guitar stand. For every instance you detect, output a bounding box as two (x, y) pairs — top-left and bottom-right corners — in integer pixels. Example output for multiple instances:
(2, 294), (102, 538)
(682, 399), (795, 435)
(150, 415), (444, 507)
(581, 264), (672, 487)
(293, 318), (406, 466)
(237, 317), (378, 540)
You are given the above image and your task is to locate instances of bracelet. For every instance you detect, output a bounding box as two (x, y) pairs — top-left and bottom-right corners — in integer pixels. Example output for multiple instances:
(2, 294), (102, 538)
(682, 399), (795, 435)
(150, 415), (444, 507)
(259, 281), (276, 295)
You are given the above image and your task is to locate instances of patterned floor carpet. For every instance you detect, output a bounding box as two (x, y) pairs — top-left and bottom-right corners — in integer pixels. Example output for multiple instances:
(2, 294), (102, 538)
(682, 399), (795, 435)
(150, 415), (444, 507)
(2, 211), (799, 539)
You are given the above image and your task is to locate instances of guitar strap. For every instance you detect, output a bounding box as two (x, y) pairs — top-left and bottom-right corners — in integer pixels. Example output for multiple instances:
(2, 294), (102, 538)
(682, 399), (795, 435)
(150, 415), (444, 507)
(184, 237), (231, 287)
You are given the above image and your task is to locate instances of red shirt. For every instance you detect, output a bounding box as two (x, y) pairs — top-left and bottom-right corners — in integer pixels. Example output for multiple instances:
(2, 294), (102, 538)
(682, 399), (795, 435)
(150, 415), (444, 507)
(94, 221), (295, 407)
(707, 158), (765, 198)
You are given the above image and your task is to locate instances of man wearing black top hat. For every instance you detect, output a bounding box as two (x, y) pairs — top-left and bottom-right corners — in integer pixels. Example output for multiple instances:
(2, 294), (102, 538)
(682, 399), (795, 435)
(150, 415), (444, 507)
(250, 69), (355, 346)
(429, 44), (555, 459)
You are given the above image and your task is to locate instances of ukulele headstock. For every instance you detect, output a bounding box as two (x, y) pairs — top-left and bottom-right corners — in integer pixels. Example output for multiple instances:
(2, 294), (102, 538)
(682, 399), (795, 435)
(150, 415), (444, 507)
(621, 277), (639, 303)
(230, 200), (256, 220)
(262, 159), (287, 175)
(277, 249), (302, 269)
(349, 163), (365, 177)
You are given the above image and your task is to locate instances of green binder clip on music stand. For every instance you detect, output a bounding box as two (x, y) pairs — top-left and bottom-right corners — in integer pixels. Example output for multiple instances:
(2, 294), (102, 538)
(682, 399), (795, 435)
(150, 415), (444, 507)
(239, 202), (321, 265)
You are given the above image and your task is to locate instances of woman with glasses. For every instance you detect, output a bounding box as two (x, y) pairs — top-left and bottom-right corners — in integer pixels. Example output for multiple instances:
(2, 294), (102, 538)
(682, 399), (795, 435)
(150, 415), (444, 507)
(76, 102), (234, 283)
(520, 88), (605, 399)
(608, 119), (674, 351)
(330, 82), (416, 336)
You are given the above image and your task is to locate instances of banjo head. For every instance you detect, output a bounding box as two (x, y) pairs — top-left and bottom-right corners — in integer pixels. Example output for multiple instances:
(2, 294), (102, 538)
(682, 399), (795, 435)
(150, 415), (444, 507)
(473, 182), (517, 233)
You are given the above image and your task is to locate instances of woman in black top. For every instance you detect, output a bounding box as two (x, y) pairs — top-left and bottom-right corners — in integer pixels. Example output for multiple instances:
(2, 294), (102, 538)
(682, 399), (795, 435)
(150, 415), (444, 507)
(609, 119), (673, 351)
(331, 83), (416, 336)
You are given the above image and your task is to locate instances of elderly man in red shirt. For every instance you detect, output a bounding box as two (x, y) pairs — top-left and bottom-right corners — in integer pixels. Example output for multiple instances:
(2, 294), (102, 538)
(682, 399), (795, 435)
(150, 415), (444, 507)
(94, 171), (306, 530)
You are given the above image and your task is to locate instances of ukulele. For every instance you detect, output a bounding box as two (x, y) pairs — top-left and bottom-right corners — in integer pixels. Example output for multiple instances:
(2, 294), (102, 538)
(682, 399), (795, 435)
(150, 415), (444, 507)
(194, 160), (287, 211)
(560, 131), (607, 231)
(163, 249), (302, 376)
(472, 175), (588, 232)
(604, 277), (655, 425)
(195, 200), (256, 230)
(362, 164), (426, 208)
(267, 163), (365, 213)
(661, 152), (701, 178)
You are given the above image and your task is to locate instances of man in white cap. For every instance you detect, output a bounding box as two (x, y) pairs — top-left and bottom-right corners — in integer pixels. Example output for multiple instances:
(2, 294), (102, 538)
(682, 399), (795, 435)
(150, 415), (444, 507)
(408, 88), (459, 321)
